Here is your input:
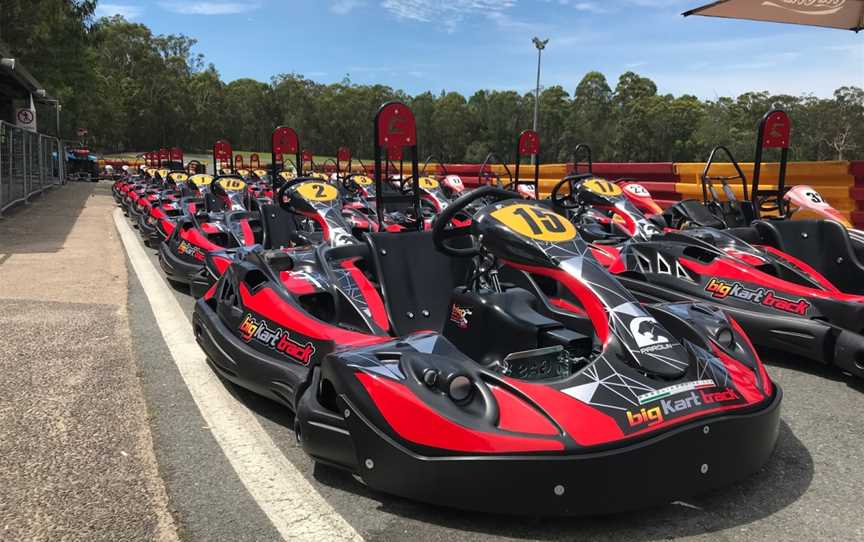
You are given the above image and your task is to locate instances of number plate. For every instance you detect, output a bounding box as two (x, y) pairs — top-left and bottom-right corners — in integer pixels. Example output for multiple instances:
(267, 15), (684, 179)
(491, 204), (577, 242)
(296, 182), (339, 202)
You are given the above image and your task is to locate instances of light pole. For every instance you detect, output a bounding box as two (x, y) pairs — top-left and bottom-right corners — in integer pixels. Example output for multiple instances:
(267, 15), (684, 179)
(532, 37), (548, 135)
(532, 37), (548, 165)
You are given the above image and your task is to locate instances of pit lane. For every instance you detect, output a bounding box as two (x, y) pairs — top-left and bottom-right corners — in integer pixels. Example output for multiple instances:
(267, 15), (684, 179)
(15, 182), (859, 541)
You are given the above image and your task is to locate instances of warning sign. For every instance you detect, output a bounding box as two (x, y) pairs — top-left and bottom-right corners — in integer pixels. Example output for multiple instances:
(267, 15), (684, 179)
(16, 104), (36, 132)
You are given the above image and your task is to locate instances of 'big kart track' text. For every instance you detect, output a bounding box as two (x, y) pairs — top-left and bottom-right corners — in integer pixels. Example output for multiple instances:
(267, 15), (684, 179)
(705, 278), (810, 316)
(239, 314), (316, 365)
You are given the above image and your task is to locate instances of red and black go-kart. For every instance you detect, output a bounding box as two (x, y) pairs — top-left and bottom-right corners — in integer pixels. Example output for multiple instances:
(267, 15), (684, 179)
(136, 170), (191, 246)
(193, 167), (780, 516)
(145, 173), (216, 248)
(552, 175), (864, 379)
(159, 175), (265, 294)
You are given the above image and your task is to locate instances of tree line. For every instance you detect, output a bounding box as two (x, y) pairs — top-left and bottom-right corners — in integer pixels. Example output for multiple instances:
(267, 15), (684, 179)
(5, 2), (863, 163)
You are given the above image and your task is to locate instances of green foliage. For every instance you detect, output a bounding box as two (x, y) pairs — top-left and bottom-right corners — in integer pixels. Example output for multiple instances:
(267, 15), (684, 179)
(3, 10), (862, 162)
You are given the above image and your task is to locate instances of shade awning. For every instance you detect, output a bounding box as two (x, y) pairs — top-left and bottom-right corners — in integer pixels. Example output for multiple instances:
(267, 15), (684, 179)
(684, 0), (864, 32)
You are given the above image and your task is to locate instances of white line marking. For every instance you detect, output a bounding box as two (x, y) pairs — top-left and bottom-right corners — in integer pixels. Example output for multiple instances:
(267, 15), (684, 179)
(113, 209), (362, 542)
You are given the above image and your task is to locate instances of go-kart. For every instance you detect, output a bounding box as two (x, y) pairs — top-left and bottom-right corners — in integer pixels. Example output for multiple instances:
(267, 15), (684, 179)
(158, 175), (266, 294)
(145, 173), (215, 248)
(553, 175), (864, 379)
(136, 171), (190, 246)
(192, 183), (780, 516)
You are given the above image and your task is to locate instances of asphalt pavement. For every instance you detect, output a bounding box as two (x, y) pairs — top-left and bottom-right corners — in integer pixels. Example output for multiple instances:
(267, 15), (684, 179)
(3, 181), (864, 541)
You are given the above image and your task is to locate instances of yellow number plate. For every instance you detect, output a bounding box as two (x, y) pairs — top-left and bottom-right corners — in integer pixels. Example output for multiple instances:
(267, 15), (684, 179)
(491, 204), (577, 242)
(296, 182), (339, 202)
(419, 177), (440, 189)
(583, 178), (622, 197)
(254, 169), (268, 177)
(279, 171), (296, 182)
(169, 173), (188, 182)
(218, 178), (247, 191)
(237, 169), (250, 177)
(190, 174), (213, 186)
(355, 175), (374, 186)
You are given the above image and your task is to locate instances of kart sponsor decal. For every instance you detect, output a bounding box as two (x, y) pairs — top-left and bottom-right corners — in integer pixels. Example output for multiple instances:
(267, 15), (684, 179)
(491, 204), (577, 242)
(177, 240), (205, 261)
(218, 178), (247, 191)
(449, 304), (473, 329)
(637, 379), (716, 405)
(626, 387), (740, 429)
(628, 316), (674, 353)
(419, 177), (440, 189)
(238, 313), (316, 365)
(190, 174), (213, 186)
(705, 278), (811, 316)
(296, 182), (339, 202)
(583, 178), (623, 197)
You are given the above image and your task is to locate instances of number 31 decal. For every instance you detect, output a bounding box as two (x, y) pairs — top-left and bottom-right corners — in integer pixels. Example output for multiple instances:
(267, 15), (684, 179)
(491, 204), (577, 242)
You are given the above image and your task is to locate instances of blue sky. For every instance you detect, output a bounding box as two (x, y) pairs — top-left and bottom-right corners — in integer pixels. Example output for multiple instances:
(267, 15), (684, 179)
(95, 0), (862, 99)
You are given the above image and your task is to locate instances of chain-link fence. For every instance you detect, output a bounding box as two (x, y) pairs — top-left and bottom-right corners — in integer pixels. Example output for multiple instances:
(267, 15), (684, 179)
(0, 121), (66, 216)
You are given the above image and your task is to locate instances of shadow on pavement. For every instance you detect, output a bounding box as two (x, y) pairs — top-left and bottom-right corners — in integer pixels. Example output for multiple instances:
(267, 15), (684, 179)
(762, 348), (864, 394)
(0, 182), (97, 255)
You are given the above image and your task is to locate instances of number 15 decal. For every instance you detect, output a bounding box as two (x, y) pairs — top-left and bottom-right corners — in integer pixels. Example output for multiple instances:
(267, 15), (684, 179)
(491, 204), (577, 242)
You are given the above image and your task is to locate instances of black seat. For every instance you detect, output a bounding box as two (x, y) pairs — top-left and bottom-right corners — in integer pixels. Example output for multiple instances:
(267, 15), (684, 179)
(663, 199), (727, 229)
(204, 193), (225, 213)
(260, 204), (299, 249)
(753, 219), (864, 294)
(365, 230), (472, 336)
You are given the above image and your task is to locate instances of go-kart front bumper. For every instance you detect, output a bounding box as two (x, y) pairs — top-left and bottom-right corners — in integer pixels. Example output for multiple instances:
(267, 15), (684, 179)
(158, 242), (212, 296)
(297, 373), (782, 516)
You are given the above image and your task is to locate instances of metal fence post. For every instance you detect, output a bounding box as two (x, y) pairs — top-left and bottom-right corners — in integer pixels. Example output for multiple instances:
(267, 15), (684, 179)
(0, 122), (4, 217)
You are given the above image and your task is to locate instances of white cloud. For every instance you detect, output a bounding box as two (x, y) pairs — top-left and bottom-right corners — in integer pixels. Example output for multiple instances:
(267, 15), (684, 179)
(381, 0), (515, 24)
(95, 3), (142, 19)
(158, 1), (260, 15)
(330, 0), (365, 15)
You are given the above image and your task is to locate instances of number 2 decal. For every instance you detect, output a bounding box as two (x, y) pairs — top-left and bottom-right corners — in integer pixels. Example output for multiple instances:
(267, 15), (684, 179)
(296, 182), (339, 202)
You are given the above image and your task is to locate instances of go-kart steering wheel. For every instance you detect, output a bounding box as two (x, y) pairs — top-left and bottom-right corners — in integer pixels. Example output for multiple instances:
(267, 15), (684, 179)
(277, 176), (318, 211)
(551, 173), (594, 210)
(342, 173), (364, 194)
(433, 185), (518, 257)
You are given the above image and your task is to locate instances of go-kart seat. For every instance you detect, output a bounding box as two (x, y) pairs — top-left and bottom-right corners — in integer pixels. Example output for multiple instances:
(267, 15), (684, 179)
(204, 193), (226, 213)
(664, 199), (727, 229)
(260, 203), (299, 249)
(365, 230), (472, 336)
(752, 219), (864, 295)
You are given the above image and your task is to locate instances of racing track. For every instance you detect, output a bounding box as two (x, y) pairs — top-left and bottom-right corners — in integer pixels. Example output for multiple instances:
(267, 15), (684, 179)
(4, 183), (864, 541)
